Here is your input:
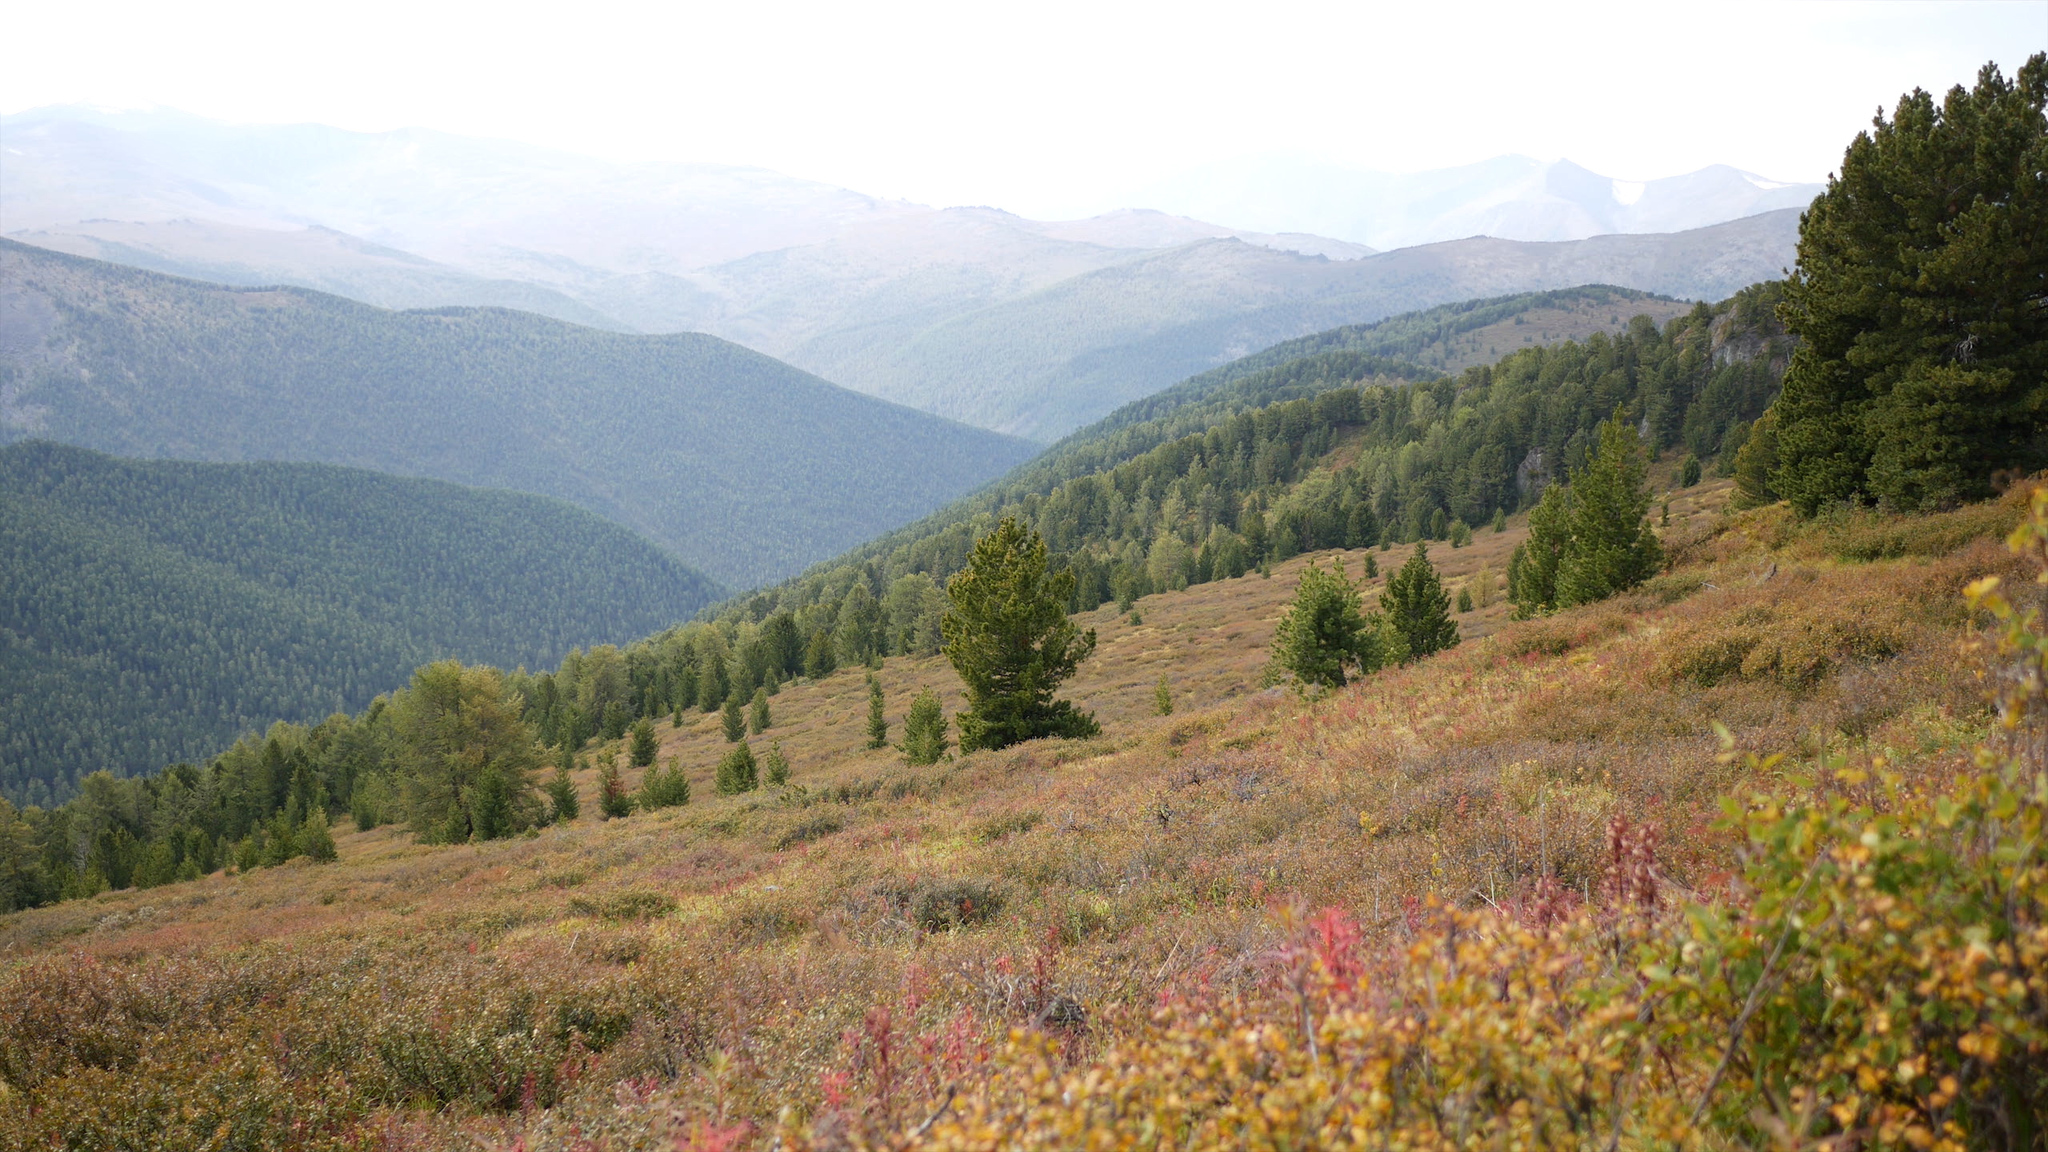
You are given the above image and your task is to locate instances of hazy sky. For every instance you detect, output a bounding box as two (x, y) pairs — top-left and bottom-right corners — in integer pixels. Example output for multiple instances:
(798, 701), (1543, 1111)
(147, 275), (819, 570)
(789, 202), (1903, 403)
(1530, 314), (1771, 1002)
(3, 0), (2040, 219)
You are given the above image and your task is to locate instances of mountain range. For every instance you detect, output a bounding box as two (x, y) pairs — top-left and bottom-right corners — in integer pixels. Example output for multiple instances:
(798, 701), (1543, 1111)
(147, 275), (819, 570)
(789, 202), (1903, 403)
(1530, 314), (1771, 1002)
(1134, 154), (1823, 250)
(5, 106), (1810, 439)
(0, 240), (1033, 587)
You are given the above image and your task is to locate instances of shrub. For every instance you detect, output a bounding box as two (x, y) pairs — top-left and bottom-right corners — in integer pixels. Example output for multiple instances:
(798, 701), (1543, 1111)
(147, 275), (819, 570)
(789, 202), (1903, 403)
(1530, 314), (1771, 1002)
(566, 890), (677, 921)
(911, 880), (1005, 931)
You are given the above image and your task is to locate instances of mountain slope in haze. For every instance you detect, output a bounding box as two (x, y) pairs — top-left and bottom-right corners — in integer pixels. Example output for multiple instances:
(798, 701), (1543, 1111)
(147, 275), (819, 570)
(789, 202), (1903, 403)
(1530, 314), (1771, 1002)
(0, 441), (723, 806)
(7, 219), (632, 330)
(835, 211), (1796, 439)
(1137, 154), (1821, 249)
(7, 107), (1796, 442)
(0, 240), (1035, 586)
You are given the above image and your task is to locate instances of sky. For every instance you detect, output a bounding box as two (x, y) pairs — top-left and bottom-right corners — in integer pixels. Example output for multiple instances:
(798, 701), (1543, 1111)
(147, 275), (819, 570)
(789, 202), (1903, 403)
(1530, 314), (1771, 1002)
(2, 0), (2041, 219)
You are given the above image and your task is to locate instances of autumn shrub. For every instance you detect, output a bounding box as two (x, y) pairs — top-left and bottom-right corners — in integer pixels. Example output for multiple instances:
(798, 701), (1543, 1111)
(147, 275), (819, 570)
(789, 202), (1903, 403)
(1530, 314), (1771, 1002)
(567, 889), (678, 921)
(910, 881), (1005, 932)
(1659, 577), (1917, 690)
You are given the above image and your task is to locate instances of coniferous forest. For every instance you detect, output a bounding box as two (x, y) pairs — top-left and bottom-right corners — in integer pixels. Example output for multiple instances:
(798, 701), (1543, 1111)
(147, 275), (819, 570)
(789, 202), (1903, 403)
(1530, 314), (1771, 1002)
(0, 442), (718, 806)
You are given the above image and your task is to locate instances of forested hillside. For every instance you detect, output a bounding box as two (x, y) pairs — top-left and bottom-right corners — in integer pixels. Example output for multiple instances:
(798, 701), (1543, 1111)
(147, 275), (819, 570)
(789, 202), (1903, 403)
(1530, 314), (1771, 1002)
(697, 283), (1786, 662)
(0, 442), (720, 805)
(0, 240), (1035, 586)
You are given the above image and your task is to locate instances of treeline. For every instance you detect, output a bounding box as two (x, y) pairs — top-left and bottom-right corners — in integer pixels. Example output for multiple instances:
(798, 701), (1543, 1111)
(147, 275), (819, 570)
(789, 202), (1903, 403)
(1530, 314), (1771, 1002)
(0, 442), (720, 806)
(0, 659), (564, 910)
(702, 284), (1787, 645)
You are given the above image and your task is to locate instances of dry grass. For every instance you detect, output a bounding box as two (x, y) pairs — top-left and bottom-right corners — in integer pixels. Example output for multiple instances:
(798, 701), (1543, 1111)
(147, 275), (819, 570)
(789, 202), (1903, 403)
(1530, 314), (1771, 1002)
(0, 478), (2014, 1149)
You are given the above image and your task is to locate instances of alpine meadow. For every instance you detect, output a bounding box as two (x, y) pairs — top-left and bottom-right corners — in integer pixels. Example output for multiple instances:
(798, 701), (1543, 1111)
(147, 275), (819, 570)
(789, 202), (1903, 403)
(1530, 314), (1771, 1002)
(0, 49), (2044, 1152)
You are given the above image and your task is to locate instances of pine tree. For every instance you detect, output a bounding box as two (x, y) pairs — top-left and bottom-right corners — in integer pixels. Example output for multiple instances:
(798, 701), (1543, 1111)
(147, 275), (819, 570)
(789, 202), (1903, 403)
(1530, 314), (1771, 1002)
(1271, 558), (1384, 689)
(597, 754), (633, 819)
(943, 518), (1100, 751)
(721, 696), (745, 742)
(1381, 544), (1458, 660)
(637, 755), (691, 810)
(715, 742), (758, 795)
(1773, 55), (2048, 513)
(749, 687), (771, 734)
(628, 718), (658, 768)
(764, 742), (790, 786)
(804, 628), (837, 679)
(300, 812), (336, 862)
(698, 647), (728, 712)
(1448, 519), (1472, 548)
(1492, 508), (1507, 533)
(1555, 411), (1662, 608)
(901, 690), (950, 766)
(1508, 482), (1570, 617)
(1730, 411), (1781, 510)
(545, 763), (580, 822)
(865, 674), (888, 750)
(1456, 585), (1474, 613)
(1679, 453), (1703, 488)
(1154, 673), (1174, 716)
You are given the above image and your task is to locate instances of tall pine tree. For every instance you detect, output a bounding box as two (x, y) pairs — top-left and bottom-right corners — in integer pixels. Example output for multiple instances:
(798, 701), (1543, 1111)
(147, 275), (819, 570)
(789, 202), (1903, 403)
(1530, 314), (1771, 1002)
(1773, 55), (2047, 512)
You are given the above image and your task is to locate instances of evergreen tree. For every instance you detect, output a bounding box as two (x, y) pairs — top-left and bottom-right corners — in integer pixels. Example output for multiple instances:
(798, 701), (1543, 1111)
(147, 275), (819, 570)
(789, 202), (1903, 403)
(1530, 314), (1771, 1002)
(1731, 411), (1781, 510)
(637, 755), (691, 809)
(764, 742), (791, 786)
(1679, 453), (1703, 488)
(1456, 585), (1474, 613)
(628, 718), (659, 768)
(300, 812), (336, 862)
(545, 763), (580, 823)
(715, 742), (758, 795)
(1773, 55), (2047, 513)
(1362, 553), (1378, 579)
(866, 674), (888, 750)
(803, 628), (837, 679)
(1272, 558), (1384, 689)
(1555, 412), (1663, 608)
(1381, 544), (1459, 660)
(601, 700), (630, 741)
(1448, 519), (1472, 548)
(721, 695), (746, 743)
(597, 754), (633, 819)
(1492, 508), (1507, 533)
(1508, 482), (1570, 617)
(1154, 673), (1174, 716)
(901, 690), (950, 766)
(942, 518), (1100, 751)
(698, 647), (728, 712)
(749, 687), (771, 734)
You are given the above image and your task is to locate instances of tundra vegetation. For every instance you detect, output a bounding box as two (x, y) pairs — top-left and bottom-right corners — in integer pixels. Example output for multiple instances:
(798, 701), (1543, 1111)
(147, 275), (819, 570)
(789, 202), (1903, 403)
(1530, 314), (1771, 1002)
(0, 56), (2042, 1150)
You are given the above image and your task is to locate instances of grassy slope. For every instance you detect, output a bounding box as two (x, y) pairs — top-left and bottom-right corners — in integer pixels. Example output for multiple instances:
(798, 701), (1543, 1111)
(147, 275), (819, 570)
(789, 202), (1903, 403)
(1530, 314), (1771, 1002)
(0, 240), (1035, 587)
(1, 473), (2023, 1146)
(0, 441), (721, 804)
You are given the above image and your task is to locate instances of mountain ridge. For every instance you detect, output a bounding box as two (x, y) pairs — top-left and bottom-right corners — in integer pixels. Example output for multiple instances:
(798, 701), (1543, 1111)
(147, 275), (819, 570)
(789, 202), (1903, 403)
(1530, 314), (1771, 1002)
(0, 239), (1034, 586)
